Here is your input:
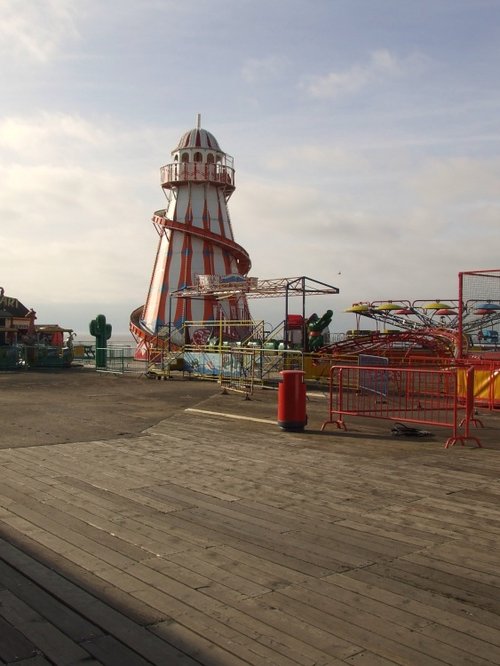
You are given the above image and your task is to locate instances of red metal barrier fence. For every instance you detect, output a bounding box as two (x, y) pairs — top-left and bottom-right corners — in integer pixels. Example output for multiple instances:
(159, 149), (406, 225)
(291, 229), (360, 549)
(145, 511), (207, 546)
(458, 360), (500, 411)
(321, 365), (481, 448)
(406, 355), (500, 411)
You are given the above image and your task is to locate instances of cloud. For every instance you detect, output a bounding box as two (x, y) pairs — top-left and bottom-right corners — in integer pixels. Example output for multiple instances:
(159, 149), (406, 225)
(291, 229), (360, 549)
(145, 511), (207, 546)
(0, 162), (152, 302)
(0, 0), (80, 63)
(0, 113), (170, 171)
(3, 109), (498, 335)
(303, 49), (427, 99)
(241, 54), (289, 84)
(263, 143), (369, 174)
(0, 113), (161, 317)
(410, 156), (500, 206)
(231, 149), (500, 319)
(0, 114), (110, 161)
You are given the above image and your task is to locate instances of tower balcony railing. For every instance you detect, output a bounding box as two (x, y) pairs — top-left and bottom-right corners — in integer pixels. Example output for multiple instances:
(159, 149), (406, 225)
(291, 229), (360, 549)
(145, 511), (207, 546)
(160, 162), (235, 190)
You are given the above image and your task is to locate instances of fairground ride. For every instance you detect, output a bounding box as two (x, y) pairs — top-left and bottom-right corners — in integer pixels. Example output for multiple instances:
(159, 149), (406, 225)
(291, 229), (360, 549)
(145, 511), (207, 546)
(0, 287), (74, 369)
(142, 274), (339, 355)
(130, 118), (252, 359)
(321, 293), (500, 361)
(130, 118), (341, 359)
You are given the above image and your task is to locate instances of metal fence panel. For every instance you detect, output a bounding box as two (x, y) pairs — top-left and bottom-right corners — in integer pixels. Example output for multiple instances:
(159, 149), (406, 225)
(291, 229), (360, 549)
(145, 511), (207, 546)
(322, 365), (481, 448)
(147, 347), (303, 394)
(97, 347), (148, 374)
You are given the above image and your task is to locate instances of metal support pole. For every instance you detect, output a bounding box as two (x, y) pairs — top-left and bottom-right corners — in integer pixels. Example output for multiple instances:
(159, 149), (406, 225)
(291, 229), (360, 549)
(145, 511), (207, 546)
(302, 276), (307, 352)
(284, 283), (290, 349)
(457, 272), (464, 359)
(168, 295), (173, 352)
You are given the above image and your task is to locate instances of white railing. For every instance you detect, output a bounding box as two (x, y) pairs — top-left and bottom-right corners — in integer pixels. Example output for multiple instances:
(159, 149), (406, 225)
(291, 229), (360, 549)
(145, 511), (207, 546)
(160, 162), (235, 188)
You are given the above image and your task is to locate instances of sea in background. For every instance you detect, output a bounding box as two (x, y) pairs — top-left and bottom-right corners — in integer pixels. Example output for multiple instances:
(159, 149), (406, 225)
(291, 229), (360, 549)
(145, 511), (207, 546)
(73, 333), (136, 348)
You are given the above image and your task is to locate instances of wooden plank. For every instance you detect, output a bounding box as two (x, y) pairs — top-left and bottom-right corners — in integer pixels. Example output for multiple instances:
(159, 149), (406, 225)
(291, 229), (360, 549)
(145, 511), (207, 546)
(141, 482), (420, 561)
(334, 517), (447, 548)
(209, 603), (354, 666)
(418, 621), (500, 663)
(132, 586), (336, 666)
(202, 544), (317, 588)
(1, 384), (500, 666)
(251, 590), (489, 666)
(347, 507), (477, 541)
(395, 553), (500, 604)
(345, 650), (403, 665)
(0, 538), (198, 665)
(414, 494), (500, 522)
(301, 575), (500, 662)
(0, 560), (103, 643)
(343, 567), (500, 632)
(297, 577), (432, 630)
(0, 616), (38, 663)
(162, 513), (332, 577)
(54, 475), (187, 514)
(150, 609), (301, 666)
(452, 488), (500, 505)
(110, 559), (240, 611)
(403, 550), (500, 590)
(9, 656), (55, 666)
(26, 479), (222, 552)
(79, 634), (152, 666)
(162, 549), (272, 598)
(169, 506), (354, 572)
(328, 571), (500, 645)
(0, 523), (168, 627)
(0, 467), (183, 525)
(27, 490), (197, 558)
(386, 502), (500, 538)
(0, 590), (93, 664)
(151, 619), (278, 666)
(2, 528), (290, 664)
(406, 541), (500, 575)
(364, 561), (500, 615)
(1, 501), (150, 568)
(241, 504), (422, 554)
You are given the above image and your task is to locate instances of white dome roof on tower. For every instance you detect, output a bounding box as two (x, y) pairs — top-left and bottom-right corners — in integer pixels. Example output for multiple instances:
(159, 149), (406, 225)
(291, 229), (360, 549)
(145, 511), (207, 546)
(175, 128), (222, 151)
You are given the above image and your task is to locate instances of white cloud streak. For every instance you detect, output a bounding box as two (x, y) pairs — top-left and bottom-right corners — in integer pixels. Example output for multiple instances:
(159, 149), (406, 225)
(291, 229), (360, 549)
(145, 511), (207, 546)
(241, 54), (290, 84)
(0, 113), (159, 319)
(0, 0), (80, 63)
(410, 157), (500, 205)
(304, 49), (428, 99)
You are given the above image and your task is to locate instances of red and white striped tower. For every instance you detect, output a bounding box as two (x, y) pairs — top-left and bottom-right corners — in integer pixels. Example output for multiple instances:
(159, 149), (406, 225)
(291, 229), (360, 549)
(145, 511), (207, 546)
(131, 117), (252, 354)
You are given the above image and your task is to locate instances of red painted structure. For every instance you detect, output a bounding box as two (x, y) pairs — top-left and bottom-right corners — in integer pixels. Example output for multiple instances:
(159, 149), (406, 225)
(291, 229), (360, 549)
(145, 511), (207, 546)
(277, 370), (307, 431)
(321, 364), (481, 448)
(131, 118), (252, 358)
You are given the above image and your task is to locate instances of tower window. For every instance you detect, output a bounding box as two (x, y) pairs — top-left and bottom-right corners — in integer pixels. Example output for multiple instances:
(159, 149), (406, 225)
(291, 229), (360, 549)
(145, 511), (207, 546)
(194, 152), (203, 162)
(207, 153), (215, 164)
(181, 152), (189, 163)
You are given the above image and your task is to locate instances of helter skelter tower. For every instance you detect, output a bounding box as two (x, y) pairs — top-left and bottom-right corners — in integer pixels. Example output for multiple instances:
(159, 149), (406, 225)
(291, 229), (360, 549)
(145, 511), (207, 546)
(130, 117), (252, 355)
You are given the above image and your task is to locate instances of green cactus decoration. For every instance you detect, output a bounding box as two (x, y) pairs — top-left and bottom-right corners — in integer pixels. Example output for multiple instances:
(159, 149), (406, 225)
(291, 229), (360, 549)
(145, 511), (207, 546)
(89, 314), (112, 368)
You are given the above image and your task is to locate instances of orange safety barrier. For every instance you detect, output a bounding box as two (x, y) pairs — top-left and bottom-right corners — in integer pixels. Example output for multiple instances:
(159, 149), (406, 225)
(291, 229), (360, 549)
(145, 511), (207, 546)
(321, 365), (481, 448)
(406, 355), (500, 410)
(459, 360), (500, 411)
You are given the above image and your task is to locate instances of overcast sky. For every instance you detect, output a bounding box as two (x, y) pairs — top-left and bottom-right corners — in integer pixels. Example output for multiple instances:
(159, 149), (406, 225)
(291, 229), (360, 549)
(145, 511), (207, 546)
(1, 0), (499, 336)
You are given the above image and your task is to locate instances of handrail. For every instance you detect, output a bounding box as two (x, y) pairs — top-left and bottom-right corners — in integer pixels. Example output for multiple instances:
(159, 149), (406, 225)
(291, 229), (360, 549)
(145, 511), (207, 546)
(152, 213), (251, 275)
(160, 162), (235, 190)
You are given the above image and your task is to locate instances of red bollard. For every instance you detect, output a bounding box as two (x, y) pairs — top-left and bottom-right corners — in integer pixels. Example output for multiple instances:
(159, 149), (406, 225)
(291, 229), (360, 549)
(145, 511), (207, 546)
(277, 370), (307, 431)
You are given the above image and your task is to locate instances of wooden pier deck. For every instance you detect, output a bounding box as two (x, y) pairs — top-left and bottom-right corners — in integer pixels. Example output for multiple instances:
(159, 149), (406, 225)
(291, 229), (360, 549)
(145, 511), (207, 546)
(0, 372), (499, 665)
